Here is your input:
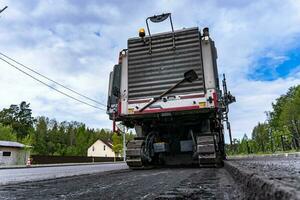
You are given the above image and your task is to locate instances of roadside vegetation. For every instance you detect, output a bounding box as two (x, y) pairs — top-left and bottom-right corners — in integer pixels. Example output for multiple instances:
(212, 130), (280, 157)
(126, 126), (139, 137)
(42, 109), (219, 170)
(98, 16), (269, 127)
(0, 102), (134, 156)
(228, 85), (300, 155)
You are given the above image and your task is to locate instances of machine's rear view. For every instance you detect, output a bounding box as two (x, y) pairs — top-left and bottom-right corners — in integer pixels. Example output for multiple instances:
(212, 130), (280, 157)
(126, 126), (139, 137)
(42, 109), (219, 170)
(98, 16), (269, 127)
(107, 13), (235, 168)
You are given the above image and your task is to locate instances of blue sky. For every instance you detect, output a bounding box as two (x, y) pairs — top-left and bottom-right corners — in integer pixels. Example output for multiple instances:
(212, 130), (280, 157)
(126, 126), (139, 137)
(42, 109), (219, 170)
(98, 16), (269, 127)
(0, 0), (300, 141)
(249, 46), (300, 81)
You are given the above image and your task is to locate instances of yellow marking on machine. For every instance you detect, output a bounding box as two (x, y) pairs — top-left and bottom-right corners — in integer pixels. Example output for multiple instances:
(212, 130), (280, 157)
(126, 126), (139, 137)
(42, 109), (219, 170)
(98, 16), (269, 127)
(199, 102), (206, 108)
(128, 108), (134, 114)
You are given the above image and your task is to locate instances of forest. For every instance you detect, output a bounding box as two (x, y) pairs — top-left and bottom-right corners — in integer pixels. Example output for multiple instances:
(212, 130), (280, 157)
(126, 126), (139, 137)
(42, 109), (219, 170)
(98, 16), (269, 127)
(229, 85), (300, 154)
(0, 101), (134, 156)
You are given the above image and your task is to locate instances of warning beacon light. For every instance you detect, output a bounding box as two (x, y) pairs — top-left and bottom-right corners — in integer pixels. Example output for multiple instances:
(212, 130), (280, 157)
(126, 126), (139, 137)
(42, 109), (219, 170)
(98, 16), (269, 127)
(139, 28), (145, 38)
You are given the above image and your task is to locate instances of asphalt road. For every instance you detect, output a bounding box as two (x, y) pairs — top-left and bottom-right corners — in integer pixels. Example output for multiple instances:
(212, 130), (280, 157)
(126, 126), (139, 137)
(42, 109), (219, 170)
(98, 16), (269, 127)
(0, 167), (242, 200)
(229, 156), (300, 192)
(0, 163), (128, 185)
(1, 156), (297, 200)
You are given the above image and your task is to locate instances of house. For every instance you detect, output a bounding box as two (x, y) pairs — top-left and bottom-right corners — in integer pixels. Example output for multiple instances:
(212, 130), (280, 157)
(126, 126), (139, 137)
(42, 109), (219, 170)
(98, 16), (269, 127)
(0, 140), (31, 166)
(87, 139), (119, 157)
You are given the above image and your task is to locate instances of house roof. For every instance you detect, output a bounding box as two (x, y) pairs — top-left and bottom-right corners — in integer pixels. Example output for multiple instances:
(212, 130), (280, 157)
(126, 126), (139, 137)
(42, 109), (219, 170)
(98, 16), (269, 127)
(0, 140), (26, 148)
(100, 139), (113, 149)
(89, 139), (114, 150)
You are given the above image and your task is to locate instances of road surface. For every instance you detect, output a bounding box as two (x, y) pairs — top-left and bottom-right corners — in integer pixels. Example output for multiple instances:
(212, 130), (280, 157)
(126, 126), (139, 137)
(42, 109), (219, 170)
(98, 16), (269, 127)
(0, 163), (128, 185)
(228, 156), (300, 192)
(1, 156), (299, 199)
(0, 167), (242, 200)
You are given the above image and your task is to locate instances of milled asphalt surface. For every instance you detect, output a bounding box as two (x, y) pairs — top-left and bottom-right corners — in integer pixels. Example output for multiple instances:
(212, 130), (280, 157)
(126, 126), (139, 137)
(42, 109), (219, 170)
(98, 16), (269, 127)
(228, 156), (300, 190)
(1, 156), (299, 200)
(0, 163), (128, 185)
(0, 167), (242, 200)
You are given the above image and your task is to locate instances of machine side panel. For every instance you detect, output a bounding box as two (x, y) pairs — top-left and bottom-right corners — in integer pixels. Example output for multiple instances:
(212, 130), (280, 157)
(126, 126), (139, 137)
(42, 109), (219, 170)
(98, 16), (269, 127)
(201, 36), (217, 90)
(120, 53), (128, 115)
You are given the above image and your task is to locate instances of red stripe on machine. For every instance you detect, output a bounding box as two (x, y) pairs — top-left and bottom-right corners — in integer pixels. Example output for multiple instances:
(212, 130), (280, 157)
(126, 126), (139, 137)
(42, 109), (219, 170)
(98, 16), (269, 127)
(212, 92), (218, 107)
(118, 101), (122, 115)
(129, 94), (205, 104)
(134, 105), (200, 114)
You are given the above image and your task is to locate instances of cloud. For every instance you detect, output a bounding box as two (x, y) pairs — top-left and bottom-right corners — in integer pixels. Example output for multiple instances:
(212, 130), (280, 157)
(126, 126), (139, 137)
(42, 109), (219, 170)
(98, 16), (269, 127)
(229, 77), (300, 140)
(0, 0), (300, 141)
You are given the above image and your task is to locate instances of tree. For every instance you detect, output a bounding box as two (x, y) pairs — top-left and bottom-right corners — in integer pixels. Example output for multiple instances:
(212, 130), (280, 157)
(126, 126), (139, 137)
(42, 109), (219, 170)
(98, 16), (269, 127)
(252, 122), (269, 152)
(75, 124), (89, 156)
(0, 101), (35, 139)
(0, 124), (17, 141)
(238, 134), (250, 154)
(33, 117), (48, 155)
(266, 85), (300, 150)
(0, 101), (137, 157)
(227, 85), (300, 155)
(279, 86), (300, 149)
(112, 133), (123, 156)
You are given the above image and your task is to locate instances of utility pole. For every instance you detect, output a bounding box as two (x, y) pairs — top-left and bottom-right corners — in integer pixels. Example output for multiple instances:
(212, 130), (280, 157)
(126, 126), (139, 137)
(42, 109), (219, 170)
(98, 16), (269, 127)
(281, 135), (285, 151)
(0, 6), (8, 14)
(269, 128), (274, 153)
(123, 127), (126, 162)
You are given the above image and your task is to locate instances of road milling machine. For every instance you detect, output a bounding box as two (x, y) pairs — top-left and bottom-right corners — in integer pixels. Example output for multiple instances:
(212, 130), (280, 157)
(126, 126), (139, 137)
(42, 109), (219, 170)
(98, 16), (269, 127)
(107, 13), (235, 168)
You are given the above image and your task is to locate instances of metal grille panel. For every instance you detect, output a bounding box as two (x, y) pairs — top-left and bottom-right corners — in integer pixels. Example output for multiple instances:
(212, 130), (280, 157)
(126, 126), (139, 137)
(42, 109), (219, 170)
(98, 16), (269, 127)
(128, 27), (204, 99)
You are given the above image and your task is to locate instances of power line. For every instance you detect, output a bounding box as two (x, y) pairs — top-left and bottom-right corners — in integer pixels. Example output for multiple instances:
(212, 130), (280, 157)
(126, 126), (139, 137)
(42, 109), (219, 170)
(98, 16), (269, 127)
(0, 6), (7, 14)
(0, 57), (106, 111)
(0, 52), (107, 107)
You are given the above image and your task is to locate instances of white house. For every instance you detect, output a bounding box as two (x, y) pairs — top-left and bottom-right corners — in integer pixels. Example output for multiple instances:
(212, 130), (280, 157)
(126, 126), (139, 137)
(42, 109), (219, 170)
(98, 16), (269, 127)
(0, 140), (31, 166)
(87, 139), (118, 157)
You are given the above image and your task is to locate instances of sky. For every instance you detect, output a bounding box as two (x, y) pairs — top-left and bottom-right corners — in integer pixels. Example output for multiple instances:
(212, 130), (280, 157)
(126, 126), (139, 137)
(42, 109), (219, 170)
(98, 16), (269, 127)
(0, 0), (300, 141)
